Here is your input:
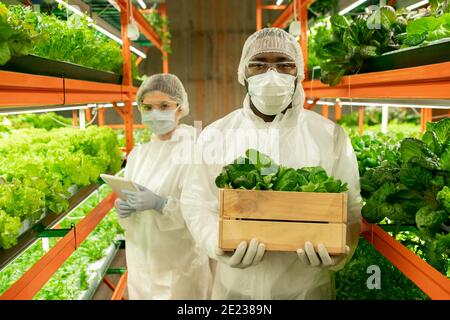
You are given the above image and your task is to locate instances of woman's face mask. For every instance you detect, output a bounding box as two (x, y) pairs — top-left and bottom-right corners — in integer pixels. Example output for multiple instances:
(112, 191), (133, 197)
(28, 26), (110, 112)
(247, 70), (296, 116)
(141, 107), (179, 136)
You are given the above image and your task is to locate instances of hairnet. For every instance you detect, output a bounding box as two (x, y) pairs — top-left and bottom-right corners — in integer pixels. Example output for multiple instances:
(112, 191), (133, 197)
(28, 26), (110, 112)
(237, 28), (304, 85)
(136, 73), (189, 117)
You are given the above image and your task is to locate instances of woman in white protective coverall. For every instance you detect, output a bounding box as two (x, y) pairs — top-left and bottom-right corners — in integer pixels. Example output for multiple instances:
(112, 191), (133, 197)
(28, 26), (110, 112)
(180, 28), (363, 300)
(114, 73), (212, 300)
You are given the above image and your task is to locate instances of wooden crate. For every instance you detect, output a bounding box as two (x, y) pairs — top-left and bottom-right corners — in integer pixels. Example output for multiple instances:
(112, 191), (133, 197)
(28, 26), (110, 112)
(219, 189), (348, 254)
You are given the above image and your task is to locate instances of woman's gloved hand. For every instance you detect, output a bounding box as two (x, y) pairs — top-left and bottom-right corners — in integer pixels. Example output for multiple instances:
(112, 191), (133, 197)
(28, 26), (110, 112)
(215, 238), (266, 269)
(122, 184), (168, 213)
(297, 241), (350, 268)
(114, 198), (135, 219)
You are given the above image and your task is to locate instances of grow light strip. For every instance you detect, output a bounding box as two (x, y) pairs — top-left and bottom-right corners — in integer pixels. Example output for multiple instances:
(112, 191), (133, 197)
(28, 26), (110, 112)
(136, 0), (147, 9)
(98, 102), (138, 108)
(0, 105), (88, 116)
(306, 99), (450, 110)
(90, 24), (146, 58)
(406, 0), (429, 10)
(0, 102), (139, 116)
(339, 0), (370, 15)
(54, 0), (147, 59)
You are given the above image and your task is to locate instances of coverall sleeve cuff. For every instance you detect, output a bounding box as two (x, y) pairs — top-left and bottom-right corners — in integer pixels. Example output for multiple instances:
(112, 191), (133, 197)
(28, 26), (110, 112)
(161, 196), (177, 215)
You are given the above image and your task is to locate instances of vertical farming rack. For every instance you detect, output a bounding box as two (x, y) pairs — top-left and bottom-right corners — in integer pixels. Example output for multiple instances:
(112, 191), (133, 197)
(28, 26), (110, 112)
(0, 0), (169, 300)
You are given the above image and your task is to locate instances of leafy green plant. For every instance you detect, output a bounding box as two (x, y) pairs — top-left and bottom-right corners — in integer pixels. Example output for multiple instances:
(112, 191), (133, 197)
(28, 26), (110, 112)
(308, 3), (450, 85)
(360, 118), (450, 274)
(29, 9), (124, 74)
(3, 112), (72, 130)
(0, 3), (37, 65)
(0, 185), (125, 299)
(35, 203), (124, 300)
(338, 107), (419, 128)
(0, 119), (122, 249)
(2, 4), (139, 78)
(115, 127), (151, 148)
(401, 13), (450, 47)
(307, 17), (332, 72)
(308, 0), (338, 19)
(0, 237), (47, 295)
(336, 237), (429, 299)
(215, 149), (348, 193)
(313, 7), (404, 85)
(437, 186), (450, 212)
(350, 132), (401, 177)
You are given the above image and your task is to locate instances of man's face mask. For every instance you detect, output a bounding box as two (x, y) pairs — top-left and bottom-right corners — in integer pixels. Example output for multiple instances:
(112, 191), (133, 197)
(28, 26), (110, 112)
(247, 70), (296, 116)
(141, 107), (179, 135)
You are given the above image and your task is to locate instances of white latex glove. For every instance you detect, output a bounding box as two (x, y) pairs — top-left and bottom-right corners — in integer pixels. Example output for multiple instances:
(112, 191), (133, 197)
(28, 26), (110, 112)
(297, 241), (350, 268)
(215, 238), (266, 269)
(114, 198), (135, 219)
(122, 184), (168, 212)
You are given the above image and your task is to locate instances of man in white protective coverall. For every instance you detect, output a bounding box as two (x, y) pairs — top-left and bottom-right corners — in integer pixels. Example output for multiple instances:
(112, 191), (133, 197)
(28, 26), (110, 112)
(180, 28), (362, 299)
(114, 73), (212, 299)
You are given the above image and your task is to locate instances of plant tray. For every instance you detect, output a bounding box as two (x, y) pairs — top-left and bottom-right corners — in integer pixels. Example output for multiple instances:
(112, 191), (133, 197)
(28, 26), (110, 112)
(0, 55), (143, 87)
(308, 39), (450, 80)
(361, 38), (450, 73)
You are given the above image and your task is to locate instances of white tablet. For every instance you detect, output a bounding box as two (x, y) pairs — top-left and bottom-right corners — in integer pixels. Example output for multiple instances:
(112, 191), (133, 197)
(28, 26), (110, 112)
(100, 174), (139, 200)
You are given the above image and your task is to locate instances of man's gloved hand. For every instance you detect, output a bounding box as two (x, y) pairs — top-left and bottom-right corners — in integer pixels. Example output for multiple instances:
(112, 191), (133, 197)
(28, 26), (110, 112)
(297, 241), (350, 267)
(122, 184), (168, 212)
(216, 238), (266, 269)
(114, 198), (135, 219)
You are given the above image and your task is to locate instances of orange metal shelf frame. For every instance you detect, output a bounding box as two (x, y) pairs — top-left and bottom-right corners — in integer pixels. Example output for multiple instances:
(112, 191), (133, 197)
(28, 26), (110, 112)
(116, 0), (162, 51)
(111, 271), (128, 300)
(271, 0), (316, 29)
(303, 61), (450, 100)
(361, 220), (450, 300)
(0, 193), (117, 300)
(0, 70), (137, 107)
(131, 6), (162, 52)
(0, 70), (64, 107)
(64, 79), (125, 105)
(263, 0), (315, 78)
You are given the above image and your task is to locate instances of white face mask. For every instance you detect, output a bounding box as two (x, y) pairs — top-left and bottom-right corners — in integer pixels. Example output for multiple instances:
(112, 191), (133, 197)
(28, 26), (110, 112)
(141, 108), (178, 136)
(247, 70), (296, 116)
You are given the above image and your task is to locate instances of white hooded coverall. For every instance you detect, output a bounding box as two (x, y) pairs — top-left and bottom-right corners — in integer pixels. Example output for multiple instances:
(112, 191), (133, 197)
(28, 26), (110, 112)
(180, 28), (363, 299)
(180, 89), (362, 300)
(119, 124), (212, 299)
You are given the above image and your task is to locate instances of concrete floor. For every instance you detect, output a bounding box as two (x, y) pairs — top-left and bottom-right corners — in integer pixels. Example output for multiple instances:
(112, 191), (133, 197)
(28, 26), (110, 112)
(91, 248), (217, 300)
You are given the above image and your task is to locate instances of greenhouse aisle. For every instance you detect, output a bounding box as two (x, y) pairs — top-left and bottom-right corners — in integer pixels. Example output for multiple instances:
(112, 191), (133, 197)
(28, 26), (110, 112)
(92, 251), (129, 300)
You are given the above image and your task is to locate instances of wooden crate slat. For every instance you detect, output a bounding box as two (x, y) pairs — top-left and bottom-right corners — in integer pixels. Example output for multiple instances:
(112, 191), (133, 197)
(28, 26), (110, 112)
(221, 189), (347, 223)
(220, 219), (346, 254)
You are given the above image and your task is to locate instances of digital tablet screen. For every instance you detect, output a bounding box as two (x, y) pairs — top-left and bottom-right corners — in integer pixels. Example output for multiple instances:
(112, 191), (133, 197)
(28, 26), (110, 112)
(100, 174), (139, 200)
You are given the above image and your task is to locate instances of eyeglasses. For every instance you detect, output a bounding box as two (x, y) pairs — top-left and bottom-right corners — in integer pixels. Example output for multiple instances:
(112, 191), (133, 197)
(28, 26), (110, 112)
(138, 101), (179, 112)
(247, 61), (297, 74)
